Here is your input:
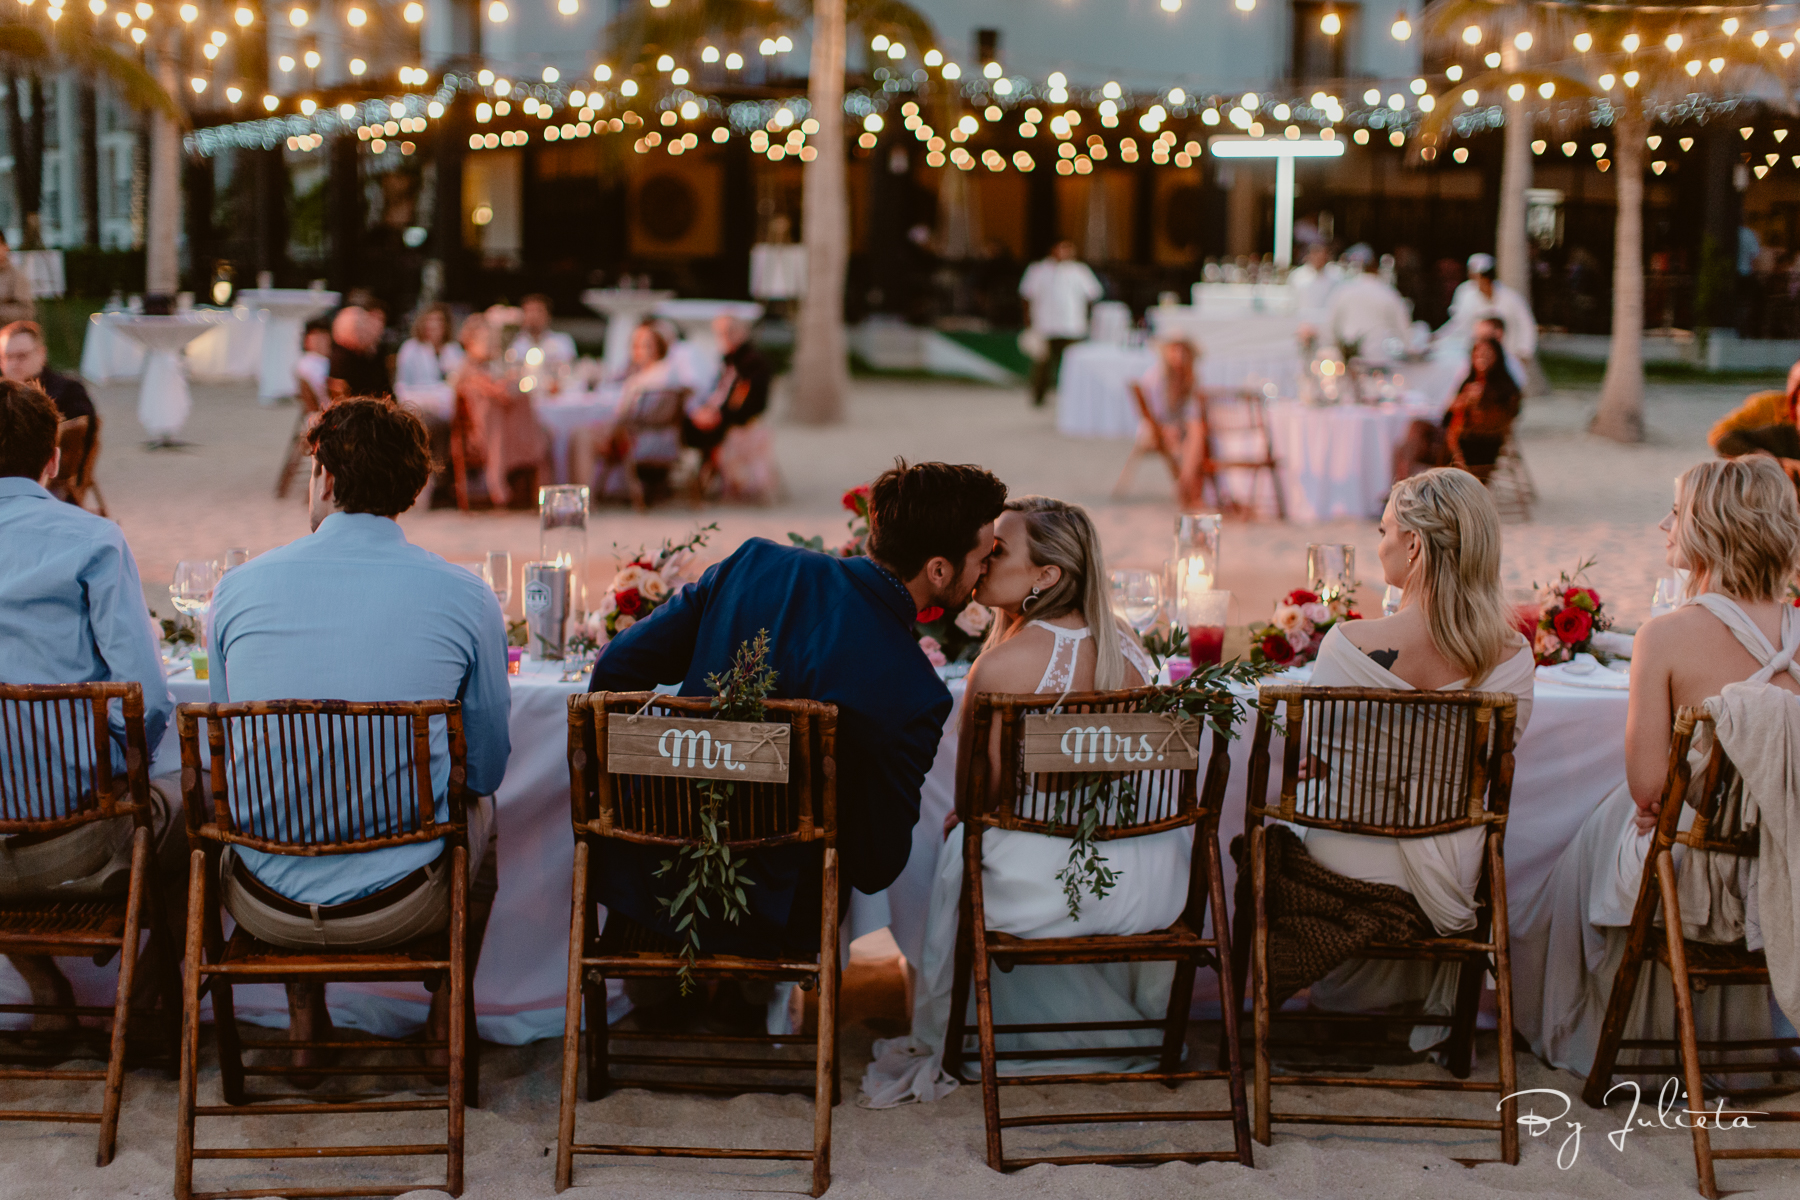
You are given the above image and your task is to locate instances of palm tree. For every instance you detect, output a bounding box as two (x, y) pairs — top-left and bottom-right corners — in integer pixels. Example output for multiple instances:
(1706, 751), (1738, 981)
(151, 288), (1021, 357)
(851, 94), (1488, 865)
(602, 0), (935, 424)
(0, 15), (176, 265)
(1421, 1), (1779, 443)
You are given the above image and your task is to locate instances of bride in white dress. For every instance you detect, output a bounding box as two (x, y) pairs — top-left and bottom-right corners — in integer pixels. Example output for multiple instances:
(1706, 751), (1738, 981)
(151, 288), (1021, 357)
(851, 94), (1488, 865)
(861, 496), (1183, 1106)
(1512, 456), (1800, 1076)
(1286, 468), (1535, 1046)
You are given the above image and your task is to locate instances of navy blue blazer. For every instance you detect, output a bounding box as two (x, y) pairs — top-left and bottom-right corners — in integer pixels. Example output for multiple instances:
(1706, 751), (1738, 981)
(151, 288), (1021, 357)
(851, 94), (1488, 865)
(588, 538), (952, 954)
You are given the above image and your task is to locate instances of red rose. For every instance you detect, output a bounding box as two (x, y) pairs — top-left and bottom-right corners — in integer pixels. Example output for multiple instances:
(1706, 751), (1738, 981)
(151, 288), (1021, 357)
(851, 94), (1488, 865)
(1563, 586), (1600, 613)
(1512, 602), (1540, 640)
(916, 606), (944, 624)
(615, 587), (643, 616)
(1260, 632), (1296, 664)
(842, 484), (872, 514)
(1341, 609), (1363, 621)
(1552, 606), (1592, 645)
(1284, 589), (1319, 606)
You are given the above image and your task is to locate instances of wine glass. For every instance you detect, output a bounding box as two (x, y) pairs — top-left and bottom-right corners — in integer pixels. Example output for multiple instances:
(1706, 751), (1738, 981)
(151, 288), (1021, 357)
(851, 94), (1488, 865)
(1649, 574), (1684, 619)
(170, 559), (221, 635)
(1382, 585), (1404, 617)
(484, 552), (513, 615)
(222, 548), (250, 571)
(1110, 569), (1163, 634)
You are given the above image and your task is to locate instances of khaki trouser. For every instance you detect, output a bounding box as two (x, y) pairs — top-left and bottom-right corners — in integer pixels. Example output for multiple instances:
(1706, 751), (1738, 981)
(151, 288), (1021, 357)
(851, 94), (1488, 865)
(0, 776), (183, 898)
(222, 796), (496, 952)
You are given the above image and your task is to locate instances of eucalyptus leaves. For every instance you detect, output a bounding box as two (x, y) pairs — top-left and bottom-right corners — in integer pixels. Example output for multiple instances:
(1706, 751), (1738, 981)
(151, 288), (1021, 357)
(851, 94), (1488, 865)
(653, 629), (778, 993)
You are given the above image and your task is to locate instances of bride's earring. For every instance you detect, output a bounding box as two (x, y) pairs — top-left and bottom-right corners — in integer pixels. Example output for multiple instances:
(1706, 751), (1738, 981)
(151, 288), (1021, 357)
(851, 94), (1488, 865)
(1022, 586), (1042, 611)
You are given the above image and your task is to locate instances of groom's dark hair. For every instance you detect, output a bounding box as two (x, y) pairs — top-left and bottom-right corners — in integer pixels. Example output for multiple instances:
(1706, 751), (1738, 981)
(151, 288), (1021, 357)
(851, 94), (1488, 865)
(866, 459), (1008, 580)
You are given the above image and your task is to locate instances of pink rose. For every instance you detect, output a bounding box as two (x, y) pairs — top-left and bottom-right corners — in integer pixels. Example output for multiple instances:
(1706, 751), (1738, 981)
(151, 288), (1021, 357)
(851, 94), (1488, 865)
(917, 635), (948, 668)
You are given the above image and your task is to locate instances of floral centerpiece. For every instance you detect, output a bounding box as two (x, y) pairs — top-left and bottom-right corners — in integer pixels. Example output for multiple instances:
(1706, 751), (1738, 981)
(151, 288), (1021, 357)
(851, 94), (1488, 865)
(573, 523), (717, 652)
(1527, 560), (1612, 666)
(788, 485), (993, 667)
(1248, 586), (1361, 667)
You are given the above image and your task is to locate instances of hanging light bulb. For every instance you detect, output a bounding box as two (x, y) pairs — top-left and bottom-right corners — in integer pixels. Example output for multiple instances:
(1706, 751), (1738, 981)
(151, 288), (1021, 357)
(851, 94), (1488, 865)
(225, 85), (241, 102)
(234, 4), (252, 24)
(1723, 17), (1739, 35)
(262, 93), (278, 110)
(277, 54), (293, 71)
(1446, 64), (1462, 81)
(346, 5), (365, 26)
(1598, 73), (1615, 90)
(134, 2), (151, 18)
(1685, 59), (1701, 75)
(349, 57), (366, 75)
(1574, 31), (1592, 52)
(1462, 24), (1481, 44)
(1390, 9), (1410, 40)
(403, 1), (422, 19)
(178, 2), (196, 20)
(487, 0), (506, 20)
(1664, 33), (1682, 51)
(210, 29), (225, 45)
(1320, 10), (1341, 35)
(1622, 33), (1640, 52)
(303, 48), (319, 67)
(288, 6), (305, 26)
(1538, 81), (1554, 98)
(1753, 30), (1770, 48)
(190, 76), (206, 93)
(1514, 31), (1531, 50)
(128, 25), (144, 41)
(1507, 82), (1525, 100)
(1233, 0), (1253, 11)
(299, 98), (316, 114)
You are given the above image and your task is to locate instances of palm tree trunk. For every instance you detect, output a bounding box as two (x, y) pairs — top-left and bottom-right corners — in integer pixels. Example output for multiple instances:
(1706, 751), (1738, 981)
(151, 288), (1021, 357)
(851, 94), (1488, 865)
(1495, 94), (1530, 296)
(789, 0), (848, 424)
(78, 81), (99, 246)
(19, 75), (43, 249)
(145, 40), (180, 295)
(1591, 103), (1645, 443)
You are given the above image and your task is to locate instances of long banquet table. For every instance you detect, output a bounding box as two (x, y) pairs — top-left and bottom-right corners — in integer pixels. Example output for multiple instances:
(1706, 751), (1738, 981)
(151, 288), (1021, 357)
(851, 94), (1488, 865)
(0, 656), (1630, 1040)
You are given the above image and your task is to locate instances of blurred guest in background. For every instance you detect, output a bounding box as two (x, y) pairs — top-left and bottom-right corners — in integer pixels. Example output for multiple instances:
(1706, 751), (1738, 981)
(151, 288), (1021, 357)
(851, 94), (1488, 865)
(1328, 244), (1411, 362)
(1130, 337), (1210, 503)
(507, 294), (576, 369)
(1019, 239), (1103, 407)
(327, 305), (392, 400)
(1711, 359), (1800, 468)
(571, 320), (682, 492)
(682, 314), (769, 456)
(1442, 254), (1538, 367)
(397, 304), (465, 387)
(294, 319), (332, 404)
(1394, 336), (1521, 482)
(0, 234), (37, 324)
(2, 320), (96, 487)
(453, 315), (544, 509)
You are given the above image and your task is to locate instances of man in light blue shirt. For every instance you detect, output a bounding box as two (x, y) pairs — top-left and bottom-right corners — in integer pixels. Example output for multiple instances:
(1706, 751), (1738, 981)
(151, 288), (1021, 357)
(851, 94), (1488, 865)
(207, 397), (510, 1053)
(0, 381), (177, 1018)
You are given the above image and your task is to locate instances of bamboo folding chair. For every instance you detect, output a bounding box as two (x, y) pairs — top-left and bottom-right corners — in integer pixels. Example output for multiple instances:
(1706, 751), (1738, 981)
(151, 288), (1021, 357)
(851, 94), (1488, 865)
(941, 687), (1254, 1172)
(557, 693), (840, 1196)
(50, 414), (108, 515)
(1111, 383), (1184, 499)
(273, 378), (323, 500)
(1466, 431), (1534, 525)
(1239, 684), (1520, 1163)
(0, 682), (178, 1165)
(1193, 389), (1287, 521)
(174, 699), (479, 1200)
(1582, 706), (1800, 1198)
(615, 387), (690, 512)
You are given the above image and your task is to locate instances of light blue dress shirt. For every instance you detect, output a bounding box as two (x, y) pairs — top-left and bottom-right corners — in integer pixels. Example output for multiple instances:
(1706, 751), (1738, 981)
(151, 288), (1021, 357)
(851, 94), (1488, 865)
(208, 513), (511, 904)
(0, 477), (174, 810)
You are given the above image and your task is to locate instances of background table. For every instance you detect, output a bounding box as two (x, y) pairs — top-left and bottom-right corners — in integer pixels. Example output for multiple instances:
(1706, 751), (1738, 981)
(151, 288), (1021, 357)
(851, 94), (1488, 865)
(1264, 398), (1440, 521)
(81, 307), (262, 385)
(1056, 336), (1304, 440)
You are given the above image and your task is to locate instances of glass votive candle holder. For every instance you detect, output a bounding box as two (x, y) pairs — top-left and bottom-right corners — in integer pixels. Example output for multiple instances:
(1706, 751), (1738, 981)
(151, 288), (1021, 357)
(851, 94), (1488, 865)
(1186, 589), (1231, 666)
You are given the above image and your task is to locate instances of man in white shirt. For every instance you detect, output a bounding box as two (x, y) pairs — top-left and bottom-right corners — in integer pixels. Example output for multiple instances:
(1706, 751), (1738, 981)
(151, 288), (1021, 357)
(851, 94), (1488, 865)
(507, 294), (576, 369)
(1326, 244), (1412, 362)
(1286, 242), (1342, 315)
(1018, 240), (1103, 407)
(1442, 253), (1538, 364)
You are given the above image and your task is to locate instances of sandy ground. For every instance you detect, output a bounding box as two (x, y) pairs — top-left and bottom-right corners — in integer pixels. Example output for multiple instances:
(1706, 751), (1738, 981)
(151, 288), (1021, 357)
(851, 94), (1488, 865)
(5, 372), (1791, 1199)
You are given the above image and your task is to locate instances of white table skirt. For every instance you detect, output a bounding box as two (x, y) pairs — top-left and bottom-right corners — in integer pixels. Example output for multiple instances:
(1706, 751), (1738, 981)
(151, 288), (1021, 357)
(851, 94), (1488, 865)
(1265, 399), (1440, 522)
(1056, 341), (1303, 439)
(80, 307), (262, 384)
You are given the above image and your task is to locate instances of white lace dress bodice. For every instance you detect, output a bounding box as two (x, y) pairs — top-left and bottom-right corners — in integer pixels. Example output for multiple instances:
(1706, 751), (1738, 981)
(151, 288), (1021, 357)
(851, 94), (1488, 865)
(1025, 619), (1157, 695)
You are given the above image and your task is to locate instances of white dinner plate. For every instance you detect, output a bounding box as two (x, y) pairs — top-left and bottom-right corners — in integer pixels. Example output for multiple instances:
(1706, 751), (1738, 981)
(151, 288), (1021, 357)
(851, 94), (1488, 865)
(1536, 661), (1630, 690)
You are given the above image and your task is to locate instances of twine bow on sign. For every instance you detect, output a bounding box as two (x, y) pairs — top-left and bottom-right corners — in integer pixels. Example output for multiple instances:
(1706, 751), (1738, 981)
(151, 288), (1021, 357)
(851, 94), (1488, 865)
(737, 723), (788, 773)
(1145, 713), (1198, 760)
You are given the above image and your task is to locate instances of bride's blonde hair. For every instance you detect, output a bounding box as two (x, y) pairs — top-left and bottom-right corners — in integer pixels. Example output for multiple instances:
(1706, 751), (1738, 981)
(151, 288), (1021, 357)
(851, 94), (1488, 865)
(1675, 457), (1800, 602)
(1389, 468), (1517, 685)
(985, 496), (1132, 690)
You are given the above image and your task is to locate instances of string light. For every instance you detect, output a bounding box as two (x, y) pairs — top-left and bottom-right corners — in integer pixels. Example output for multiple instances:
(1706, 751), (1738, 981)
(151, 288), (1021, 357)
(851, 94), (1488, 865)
(1514, 31), (1531, 50)
(1538, 81), (1554, 98)
(1445, 65), (1462, 81)
(1665, 32), (1682, 51)
(346, 5), (365, 26)
(1390, 9), (1409, 40)
(262, 93), (278, 110)
(190, 77), (206, 93)
(1320, 10), (1340, 35)
(487, 0), (506, 20)
(1598, 72), (1615, 89)
(233, 4), (252, 24)
(1462, 24), (1481, 44)
(129, 25), (144, 41)
(277, 54), (293, 71)
(1723, 16), (1739, 35)
(1574, 32), (1592, 52)
(303, 49), (319, 67)
(1753, 30), (1770, 48)
(1622, 33), (1640, 52)
(287, 6), (305, 26)
(225, 85), (241, 102)
(178, 2), (196, 20)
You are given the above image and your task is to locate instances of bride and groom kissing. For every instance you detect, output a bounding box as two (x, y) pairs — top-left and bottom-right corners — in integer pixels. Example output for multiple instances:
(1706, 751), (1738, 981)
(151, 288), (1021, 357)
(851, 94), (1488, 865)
(586, 458), (1145, 961)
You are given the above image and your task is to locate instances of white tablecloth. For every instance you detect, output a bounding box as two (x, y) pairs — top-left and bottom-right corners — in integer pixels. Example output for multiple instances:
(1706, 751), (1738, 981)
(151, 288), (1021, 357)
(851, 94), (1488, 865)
(1057, 340), (1305, 440)
(1265, 398), (1440, 522)
(536, 387), (620, 483)
(80, 306), (263, 384)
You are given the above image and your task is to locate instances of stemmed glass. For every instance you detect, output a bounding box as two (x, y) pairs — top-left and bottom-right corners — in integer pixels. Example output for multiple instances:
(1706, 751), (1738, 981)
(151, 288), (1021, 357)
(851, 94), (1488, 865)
(484, 552), (513, 616)
(1649, 574), (1684, 619)
(1110, 569), (1163, 634)
(222, 548), (250, 571)
(169, 559), (221, 656)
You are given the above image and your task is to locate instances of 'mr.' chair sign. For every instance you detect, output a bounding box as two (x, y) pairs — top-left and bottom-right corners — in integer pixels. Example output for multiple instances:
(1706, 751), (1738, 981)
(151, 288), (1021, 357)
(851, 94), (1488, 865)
(606, 713), (791, 783)
(1020, 712), (1202, 774)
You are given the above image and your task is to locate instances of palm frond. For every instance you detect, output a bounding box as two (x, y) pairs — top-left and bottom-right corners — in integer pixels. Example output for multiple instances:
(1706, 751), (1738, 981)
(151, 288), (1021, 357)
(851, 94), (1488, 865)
(600, 0), (935, 75)
(51, 23), (181, 121)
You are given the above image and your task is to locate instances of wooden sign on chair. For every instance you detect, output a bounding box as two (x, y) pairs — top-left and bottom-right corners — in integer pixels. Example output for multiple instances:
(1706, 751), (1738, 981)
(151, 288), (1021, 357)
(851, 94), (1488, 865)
(605, 714), (791, 783)
(1021, 712), (1202, 774)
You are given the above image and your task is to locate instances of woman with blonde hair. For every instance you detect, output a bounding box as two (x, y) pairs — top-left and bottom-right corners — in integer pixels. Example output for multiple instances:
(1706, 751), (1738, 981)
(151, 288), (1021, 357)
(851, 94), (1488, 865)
(862, 496), (1184, 1106)
(1287, 468), (1536, 1045)
(1514, 456), (1800, 1077)
(451, 313), (545, 508)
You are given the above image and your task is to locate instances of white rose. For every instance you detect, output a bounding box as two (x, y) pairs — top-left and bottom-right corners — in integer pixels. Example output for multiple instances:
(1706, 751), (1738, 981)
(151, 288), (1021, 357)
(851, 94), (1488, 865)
(614, 613), (637, 632)
(1301, 602), (1331, 625)
(641, 574), (670, 602)
(954, 601), (993, 637)
(612, 565), (656, 593)
(1272, 604), (1306, 634)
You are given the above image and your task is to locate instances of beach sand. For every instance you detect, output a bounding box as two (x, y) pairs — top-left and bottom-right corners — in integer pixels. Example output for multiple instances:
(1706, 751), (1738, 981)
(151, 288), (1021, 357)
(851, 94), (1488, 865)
(3, 371), (1787, 1199)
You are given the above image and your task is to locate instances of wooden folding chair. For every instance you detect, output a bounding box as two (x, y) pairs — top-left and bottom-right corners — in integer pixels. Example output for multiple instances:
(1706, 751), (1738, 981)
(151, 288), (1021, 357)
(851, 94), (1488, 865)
(0, 681), (179, 1165)
(1195, 389), (1287, 520)
(1112, 383), (1185, 499)
(1582, 706), (1800, 1198)
(557, 692), (840, 1196)
(1464, 431), (1534, 524)
(615, 387), (689, 512)
(174, 699), (479, 1200)
(1239, 684), (1519, 1163)
(273, 378), (323, 500)
(49, 415), (108, 515)
(940, 686), (1253, 1172)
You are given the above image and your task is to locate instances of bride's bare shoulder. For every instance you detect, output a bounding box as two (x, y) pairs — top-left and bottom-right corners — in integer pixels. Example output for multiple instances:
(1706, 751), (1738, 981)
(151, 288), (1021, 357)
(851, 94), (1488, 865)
(966, 627), (1052, 695)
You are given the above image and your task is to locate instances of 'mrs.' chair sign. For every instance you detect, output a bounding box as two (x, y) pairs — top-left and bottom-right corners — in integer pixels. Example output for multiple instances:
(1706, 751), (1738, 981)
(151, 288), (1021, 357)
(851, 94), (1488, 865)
(606, 713), (791, 783)
(1021, 712), (1202, 773)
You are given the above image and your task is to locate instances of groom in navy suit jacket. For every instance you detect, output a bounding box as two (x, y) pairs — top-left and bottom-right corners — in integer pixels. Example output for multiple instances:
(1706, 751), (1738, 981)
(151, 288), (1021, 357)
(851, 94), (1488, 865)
(589, 460), (1008, 956)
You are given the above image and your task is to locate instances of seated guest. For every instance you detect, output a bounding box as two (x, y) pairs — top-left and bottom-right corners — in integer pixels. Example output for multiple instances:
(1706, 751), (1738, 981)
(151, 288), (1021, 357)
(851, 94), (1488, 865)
(1129, 337), (1211, 504)
(1, 319), (98, 495)
(0, 380), (178, 1022)
(294, 319), (332, 404)
(327, 305), (392, 400)
(208, 398), (510, 1062)
(570, 321), (682, 494)
(1710, 359), (1800, 465)
(589, 460), (1007, 960)
(396, 303), (465, 387)
(1513, 456), (1800, 1076)
(452, 314), (544, 509)
(682, 314), (770, 456)
(1292, 469), (1534, 1048)
(1393, 336), (1521, 482)
(506, 293), (576, 370)
(864, 496), (1175, 1103)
